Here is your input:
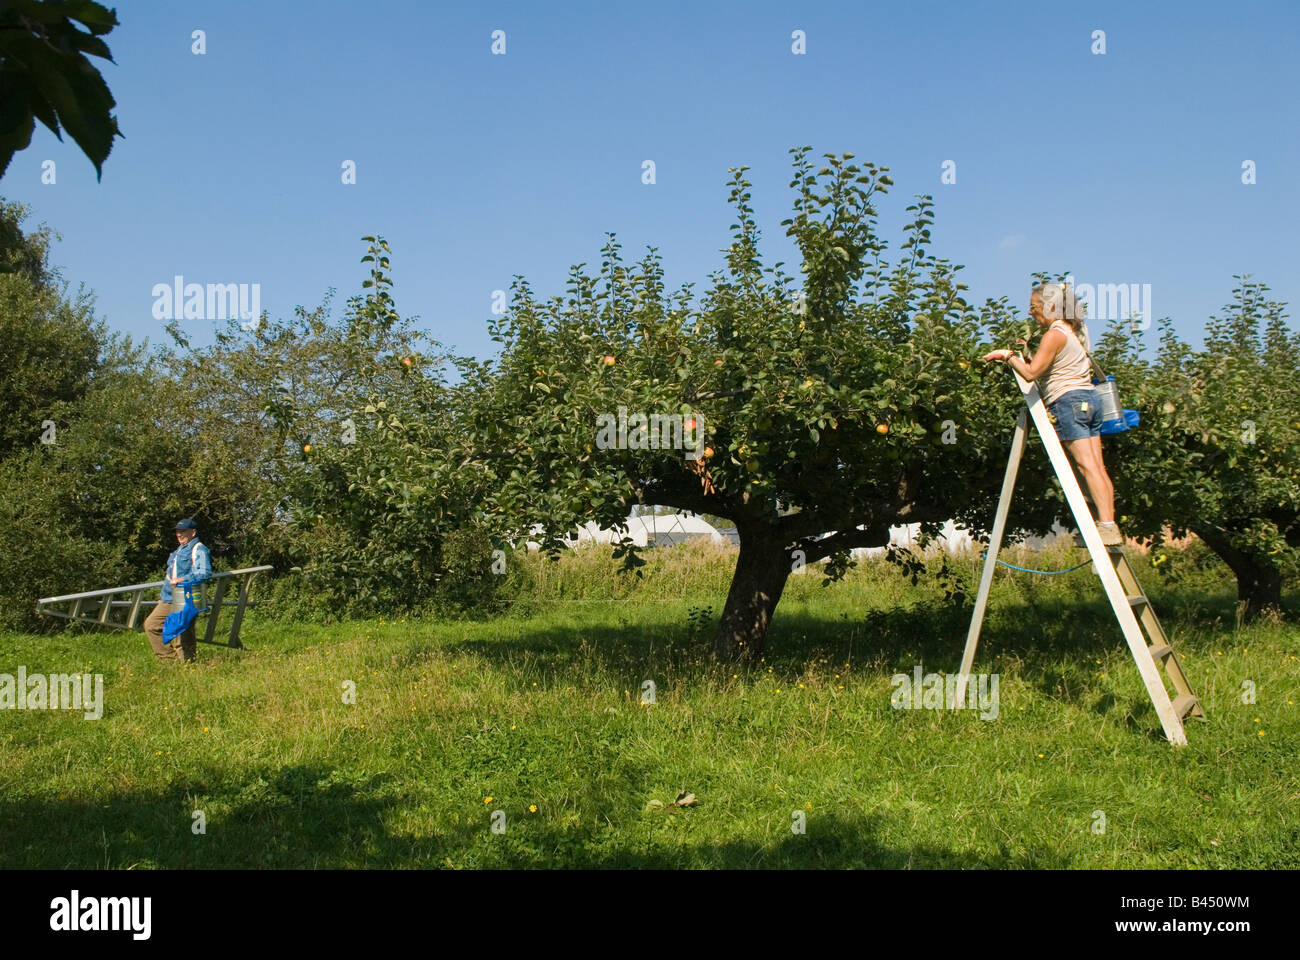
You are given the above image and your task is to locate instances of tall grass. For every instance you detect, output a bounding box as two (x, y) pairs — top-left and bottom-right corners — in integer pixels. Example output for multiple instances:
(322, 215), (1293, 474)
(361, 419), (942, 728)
(0, 540), (1295, 868)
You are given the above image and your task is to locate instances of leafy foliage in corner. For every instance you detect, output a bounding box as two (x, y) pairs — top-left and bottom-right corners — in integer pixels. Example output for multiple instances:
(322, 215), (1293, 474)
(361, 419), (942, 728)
(0, 0), (123, 179)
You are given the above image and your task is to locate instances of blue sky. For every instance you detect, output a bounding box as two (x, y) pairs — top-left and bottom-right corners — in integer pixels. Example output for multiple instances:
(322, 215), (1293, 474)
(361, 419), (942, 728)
(5, 0), (1297, 360)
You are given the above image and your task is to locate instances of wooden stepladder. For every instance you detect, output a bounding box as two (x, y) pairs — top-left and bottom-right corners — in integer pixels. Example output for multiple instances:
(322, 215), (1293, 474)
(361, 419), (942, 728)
(952, 369), (1203, 746)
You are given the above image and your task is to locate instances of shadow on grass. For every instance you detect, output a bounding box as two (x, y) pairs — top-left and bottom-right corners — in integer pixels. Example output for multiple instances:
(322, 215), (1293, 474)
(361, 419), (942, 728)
(0, 762), (1072, 869)
(433, 586), (1246, 682)
(426, 585), (1243, 746)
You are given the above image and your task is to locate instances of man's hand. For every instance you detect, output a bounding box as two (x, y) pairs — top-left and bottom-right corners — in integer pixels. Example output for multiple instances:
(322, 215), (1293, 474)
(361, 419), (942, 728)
(170, 576), (181, 585)
(982, 349), (1014, 362)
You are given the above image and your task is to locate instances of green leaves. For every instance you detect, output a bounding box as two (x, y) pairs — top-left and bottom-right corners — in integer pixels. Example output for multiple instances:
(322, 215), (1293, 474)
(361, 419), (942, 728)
(1101, 278), (1299, 609)
(0, 0), (123, 180)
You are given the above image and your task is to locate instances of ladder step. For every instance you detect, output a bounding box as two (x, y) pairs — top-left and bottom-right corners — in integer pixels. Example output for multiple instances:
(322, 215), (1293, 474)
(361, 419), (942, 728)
(1072, 533), (1127, 554)
(1147, 643), (1172, 661)
(1171, 694), (1200, 720)
(1127, 594), (1149, 608)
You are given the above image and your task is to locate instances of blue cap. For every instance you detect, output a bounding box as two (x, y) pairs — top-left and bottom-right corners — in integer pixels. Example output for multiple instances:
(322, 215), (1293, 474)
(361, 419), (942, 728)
(175, 518), (198, 531)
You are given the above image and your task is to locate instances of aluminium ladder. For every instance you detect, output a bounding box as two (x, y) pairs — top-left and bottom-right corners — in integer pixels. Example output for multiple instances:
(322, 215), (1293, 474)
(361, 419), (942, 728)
(951, 369), (1202, 746)
(36, 566), (273, 648)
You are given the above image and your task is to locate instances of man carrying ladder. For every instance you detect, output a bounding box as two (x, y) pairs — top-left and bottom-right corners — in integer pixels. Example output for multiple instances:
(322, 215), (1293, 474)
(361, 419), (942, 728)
(143, 518), (212, 663)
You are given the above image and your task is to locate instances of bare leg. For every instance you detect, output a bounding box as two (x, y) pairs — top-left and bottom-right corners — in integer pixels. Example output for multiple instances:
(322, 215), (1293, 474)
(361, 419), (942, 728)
(1057, 447), (1091, 510)
(1063, 437), (1115, 523)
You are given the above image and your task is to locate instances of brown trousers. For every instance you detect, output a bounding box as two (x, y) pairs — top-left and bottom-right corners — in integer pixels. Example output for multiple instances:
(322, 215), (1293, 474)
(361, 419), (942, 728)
(144, 595), (197, 662)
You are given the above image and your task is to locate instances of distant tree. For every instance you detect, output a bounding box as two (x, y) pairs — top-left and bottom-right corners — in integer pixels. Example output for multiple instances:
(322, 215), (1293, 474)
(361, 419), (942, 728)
(0, 199), (101, 460)
(0, 200), (205, 628)
(169, 237), (462, 609)
(0, 0), (122, 179)
(1098, 278), (1299, 618)
(0, 195), (54, 283)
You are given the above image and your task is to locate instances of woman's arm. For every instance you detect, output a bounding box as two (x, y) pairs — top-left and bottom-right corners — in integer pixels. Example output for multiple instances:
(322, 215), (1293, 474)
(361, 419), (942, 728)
(983, 327), (1067, 380)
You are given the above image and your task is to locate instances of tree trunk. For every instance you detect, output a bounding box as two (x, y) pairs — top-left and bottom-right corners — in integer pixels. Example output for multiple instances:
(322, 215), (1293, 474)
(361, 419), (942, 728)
(1237, 565), (1283, 620)
(1192, 525), (1284, 620)
(712, 526), (792, 661)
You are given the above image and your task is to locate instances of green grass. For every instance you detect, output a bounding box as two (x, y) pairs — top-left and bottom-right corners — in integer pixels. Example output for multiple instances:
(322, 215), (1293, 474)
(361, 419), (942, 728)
(1, 540), (1297, 868)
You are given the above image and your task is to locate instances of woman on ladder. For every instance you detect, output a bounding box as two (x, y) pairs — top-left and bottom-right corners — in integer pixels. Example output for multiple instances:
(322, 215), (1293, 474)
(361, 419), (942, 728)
(982, 282), (1123, 545)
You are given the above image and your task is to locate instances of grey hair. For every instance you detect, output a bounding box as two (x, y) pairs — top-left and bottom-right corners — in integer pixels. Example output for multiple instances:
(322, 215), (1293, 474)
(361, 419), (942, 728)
(1032, 281), (1086, 335)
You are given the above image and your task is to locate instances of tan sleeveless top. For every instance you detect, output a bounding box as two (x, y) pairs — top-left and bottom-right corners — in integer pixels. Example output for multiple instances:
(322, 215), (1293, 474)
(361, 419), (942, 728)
(1039, 319), (1093, 405)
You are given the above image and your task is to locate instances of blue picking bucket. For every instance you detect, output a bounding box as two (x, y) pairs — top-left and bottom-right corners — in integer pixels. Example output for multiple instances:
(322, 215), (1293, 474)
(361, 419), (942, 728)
(1100, 408), (1140, 435)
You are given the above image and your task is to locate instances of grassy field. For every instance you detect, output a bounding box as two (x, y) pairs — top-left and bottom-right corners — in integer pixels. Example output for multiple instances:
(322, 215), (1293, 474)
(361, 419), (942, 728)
(1, 540), (1297, 868)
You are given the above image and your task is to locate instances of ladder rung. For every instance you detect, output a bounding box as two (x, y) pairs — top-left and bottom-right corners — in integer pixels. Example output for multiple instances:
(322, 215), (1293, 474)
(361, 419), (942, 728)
(1171, 694), (1199, 719)
(1127, 594), (1149, 608)
(1147, 643), (1172, 660)
(1074, 534), (1126, 555)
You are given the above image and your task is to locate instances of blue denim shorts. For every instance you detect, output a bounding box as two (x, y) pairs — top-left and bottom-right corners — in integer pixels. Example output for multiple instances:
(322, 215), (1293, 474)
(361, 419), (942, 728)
(1047, 388), (1103, 441)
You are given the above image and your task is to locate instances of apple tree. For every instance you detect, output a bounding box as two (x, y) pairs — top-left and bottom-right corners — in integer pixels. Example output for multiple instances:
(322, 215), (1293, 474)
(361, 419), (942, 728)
(451, 148), (1057, 659)
(1095, 278), (1299, 618)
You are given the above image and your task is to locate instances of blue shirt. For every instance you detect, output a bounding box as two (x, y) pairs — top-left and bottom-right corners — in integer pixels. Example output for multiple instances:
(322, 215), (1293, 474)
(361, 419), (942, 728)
(161, 539), (212, 602)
